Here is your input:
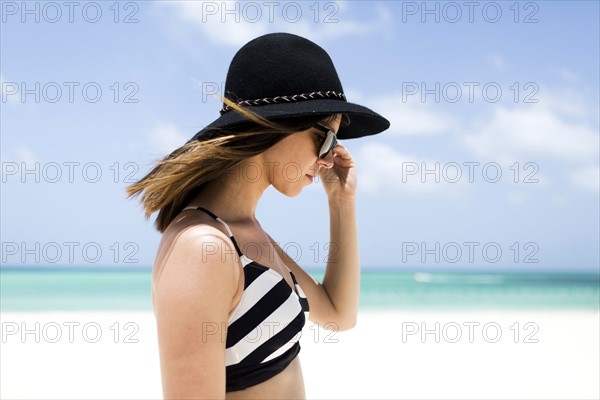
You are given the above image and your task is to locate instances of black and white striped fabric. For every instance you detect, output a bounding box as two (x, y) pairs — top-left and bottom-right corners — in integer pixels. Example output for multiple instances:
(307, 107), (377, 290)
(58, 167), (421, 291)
(184, 206), (310, 392)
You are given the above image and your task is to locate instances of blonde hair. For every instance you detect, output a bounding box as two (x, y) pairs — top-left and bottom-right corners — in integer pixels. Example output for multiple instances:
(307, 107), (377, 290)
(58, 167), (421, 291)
(126, 98), (348, 233)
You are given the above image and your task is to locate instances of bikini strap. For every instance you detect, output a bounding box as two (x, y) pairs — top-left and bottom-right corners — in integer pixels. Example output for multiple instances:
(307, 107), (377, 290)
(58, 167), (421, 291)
(289, 271), (310, 311)
(184, 206), (244, 257)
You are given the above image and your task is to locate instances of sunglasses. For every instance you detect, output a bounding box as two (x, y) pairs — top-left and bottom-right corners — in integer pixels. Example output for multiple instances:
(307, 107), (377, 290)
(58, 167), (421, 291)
(314, 125), (338, 159)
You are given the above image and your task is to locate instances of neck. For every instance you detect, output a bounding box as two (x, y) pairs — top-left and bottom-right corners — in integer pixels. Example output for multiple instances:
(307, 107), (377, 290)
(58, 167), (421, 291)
(186, 159), (270, 226)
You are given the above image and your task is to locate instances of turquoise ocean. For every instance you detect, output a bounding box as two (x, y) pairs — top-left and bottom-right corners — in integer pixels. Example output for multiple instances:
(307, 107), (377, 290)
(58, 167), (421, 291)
(1, 267), (598, 312)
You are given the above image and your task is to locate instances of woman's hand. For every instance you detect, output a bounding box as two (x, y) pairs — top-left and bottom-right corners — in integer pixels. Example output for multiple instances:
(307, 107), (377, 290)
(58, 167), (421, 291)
(319, 143), (356, 203)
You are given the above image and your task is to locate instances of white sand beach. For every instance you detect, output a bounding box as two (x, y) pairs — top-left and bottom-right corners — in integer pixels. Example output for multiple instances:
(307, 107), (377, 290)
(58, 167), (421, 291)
(1, 309), (599, 399)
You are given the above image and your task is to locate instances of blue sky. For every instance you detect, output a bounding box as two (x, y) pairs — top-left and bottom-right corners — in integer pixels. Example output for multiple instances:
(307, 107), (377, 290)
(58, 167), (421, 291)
(1, 1), (598, 272)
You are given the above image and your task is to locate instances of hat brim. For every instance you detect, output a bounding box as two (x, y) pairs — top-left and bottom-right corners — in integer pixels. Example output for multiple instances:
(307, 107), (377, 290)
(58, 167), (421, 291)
(188, 99), (390, 142)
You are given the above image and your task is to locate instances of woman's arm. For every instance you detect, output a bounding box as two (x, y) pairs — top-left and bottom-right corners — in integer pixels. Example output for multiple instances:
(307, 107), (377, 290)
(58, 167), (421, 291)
(154, 227), (241, 399)
(318, 142), (361, 329)
(267, 143), (361, 331)
(266, 198), (359, 332)
(321, 198), (360, 330)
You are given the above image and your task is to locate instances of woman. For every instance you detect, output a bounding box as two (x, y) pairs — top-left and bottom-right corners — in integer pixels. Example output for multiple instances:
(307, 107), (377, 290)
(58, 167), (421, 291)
(127, 32), (390, 399)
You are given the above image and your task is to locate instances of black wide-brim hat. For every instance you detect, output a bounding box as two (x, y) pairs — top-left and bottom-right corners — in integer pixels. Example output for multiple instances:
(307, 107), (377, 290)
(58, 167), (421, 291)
(189, 32), (390, 142)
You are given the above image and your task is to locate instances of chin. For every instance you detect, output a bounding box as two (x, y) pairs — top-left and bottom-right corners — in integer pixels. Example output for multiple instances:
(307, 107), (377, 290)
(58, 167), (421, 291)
(287, 187), (304, 198)
(275, 182), (305, 198)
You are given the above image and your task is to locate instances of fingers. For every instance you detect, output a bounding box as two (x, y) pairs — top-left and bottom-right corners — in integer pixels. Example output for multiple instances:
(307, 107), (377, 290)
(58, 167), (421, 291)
(333, 144), (352, 159)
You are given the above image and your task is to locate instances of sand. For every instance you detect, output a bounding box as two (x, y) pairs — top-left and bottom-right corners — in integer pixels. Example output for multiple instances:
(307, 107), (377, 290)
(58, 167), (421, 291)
(1, 309), (599, 399)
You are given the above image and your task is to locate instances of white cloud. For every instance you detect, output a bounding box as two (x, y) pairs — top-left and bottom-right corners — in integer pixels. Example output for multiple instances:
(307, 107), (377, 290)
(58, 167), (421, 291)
(458, 88), (599, 193)
(461, 100), (599, 166)
(536, 88), (594, 120)
(148, 124), (188, 154)
(356, 142), (469, 196)
(547, 66), (580, 83)
(489, 54), (506, 70)
(569, 165), (600, 193)
(358, 87), (598, 195)
(15, 146), (38, 164)
(156, 1), (268, 47)
(369, 94), (456, 136)
(0, 145), (38, 177)
(154, 1), (392, 47)
(551, 195), (569, 207)
(507, 192), (526, 205)
(288, 4), (393, 43)
(0, 146), (38, 164)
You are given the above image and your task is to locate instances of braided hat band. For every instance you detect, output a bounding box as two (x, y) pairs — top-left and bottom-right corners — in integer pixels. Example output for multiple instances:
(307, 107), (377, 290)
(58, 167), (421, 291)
(220, 90), (347, 115)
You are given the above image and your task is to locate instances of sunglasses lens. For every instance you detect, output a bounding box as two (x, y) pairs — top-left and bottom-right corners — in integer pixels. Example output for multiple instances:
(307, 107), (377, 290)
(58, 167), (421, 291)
(319, 134), (335, 159)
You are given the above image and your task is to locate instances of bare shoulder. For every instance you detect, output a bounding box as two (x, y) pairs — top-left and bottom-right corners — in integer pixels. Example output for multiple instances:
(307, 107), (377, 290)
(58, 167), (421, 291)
(153, 214), (241, 299)
(152, 222), (241, 398)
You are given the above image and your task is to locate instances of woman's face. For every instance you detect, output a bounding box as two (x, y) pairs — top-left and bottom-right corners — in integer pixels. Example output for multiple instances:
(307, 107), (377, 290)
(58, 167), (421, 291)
(261, 114), (342, 196)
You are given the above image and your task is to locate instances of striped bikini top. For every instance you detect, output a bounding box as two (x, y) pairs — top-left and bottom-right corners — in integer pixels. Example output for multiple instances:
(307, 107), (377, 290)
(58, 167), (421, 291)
(184, 206), (310, 392)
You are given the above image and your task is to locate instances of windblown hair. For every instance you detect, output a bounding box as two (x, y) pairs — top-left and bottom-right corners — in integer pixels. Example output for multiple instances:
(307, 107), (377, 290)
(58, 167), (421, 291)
(126, 97), (350, 233)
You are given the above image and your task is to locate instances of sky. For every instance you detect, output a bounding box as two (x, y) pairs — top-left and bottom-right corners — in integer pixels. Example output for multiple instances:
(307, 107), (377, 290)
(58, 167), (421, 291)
(1, 1), (599, 272)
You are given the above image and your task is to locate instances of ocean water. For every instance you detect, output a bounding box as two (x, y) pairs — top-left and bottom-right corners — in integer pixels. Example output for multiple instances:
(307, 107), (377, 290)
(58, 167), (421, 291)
(1, 267), (598, 312)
